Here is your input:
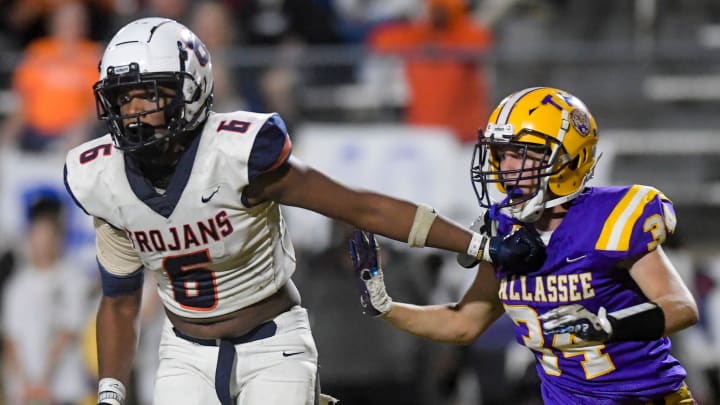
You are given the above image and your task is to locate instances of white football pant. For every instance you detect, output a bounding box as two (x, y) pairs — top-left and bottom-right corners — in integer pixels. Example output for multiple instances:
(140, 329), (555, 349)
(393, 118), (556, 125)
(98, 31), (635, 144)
(153, 306), (320, 405)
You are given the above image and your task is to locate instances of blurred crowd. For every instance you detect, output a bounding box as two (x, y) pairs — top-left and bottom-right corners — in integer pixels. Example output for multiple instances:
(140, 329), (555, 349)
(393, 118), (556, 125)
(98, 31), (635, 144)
(0, 0), (719, 404)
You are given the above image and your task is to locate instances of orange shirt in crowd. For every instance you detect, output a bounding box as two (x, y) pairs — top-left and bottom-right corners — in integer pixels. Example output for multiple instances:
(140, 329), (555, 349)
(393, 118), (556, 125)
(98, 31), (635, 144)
(369, 0), (493, 143)
(13, 38), (100, 136)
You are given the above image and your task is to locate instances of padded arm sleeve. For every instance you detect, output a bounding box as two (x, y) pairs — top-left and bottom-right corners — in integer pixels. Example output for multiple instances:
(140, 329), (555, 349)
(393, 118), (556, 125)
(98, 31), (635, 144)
(95, 217), (143, 276)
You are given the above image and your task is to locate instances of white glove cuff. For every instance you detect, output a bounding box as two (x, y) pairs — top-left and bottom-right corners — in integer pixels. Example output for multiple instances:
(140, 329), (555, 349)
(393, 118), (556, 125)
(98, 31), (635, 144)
(467, 232), (492, 262)
(596, 307), (613, 335)
(98, 378), (126, 405)
(367, 273), (393, 315)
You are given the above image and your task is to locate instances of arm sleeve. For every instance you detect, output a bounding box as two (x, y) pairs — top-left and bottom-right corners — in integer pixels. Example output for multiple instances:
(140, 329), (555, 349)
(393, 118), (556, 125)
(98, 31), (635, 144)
(94, 217), (144, 296)
(95, 217), (142, 275)
(247, 114), (292, 181)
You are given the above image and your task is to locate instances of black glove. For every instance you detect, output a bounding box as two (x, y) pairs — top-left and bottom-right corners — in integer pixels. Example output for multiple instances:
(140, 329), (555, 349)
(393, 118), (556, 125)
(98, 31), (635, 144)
(488, 226), (546, 274)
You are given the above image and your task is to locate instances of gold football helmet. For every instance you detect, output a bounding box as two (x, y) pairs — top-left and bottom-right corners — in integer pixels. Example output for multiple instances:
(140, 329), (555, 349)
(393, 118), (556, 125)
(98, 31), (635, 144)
(471, 87), (599, 222)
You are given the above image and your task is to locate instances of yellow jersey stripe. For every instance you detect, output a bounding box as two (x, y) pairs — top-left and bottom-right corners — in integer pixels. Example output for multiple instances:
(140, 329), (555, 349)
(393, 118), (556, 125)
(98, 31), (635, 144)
(596, 186), (658, 251)
(596, 185), (642, 250)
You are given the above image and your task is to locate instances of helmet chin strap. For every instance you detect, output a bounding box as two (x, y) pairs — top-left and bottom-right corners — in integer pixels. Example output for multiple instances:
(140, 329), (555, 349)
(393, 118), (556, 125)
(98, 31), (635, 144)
(505, 182), (547, 223)
(509, 155), (601, 223)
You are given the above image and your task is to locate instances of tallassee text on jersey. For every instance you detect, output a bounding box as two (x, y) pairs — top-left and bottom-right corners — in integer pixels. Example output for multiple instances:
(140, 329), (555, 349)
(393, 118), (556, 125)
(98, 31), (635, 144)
(499, 272), (596, 303)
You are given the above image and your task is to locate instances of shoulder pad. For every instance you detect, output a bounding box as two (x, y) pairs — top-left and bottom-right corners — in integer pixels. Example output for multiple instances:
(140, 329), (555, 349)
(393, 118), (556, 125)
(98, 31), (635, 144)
(595, 185), (675, 255)
(64, 135), (122, 226)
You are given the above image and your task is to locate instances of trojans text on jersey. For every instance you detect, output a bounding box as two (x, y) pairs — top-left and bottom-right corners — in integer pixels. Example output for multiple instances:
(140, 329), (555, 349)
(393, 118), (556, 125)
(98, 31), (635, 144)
(128, 210), (233, 253)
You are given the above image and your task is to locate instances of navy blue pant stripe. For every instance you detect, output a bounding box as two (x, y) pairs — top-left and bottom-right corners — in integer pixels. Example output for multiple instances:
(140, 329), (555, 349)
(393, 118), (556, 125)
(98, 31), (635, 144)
(215, 340), (236, 405)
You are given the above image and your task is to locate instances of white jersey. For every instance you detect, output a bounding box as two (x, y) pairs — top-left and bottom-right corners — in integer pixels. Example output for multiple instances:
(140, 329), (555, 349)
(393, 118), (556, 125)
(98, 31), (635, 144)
(64, 111), (297, 318)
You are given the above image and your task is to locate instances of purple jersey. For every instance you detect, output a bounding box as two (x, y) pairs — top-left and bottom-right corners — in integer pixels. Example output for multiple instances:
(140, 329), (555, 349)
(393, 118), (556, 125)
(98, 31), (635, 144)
(495, 185), (685, 404)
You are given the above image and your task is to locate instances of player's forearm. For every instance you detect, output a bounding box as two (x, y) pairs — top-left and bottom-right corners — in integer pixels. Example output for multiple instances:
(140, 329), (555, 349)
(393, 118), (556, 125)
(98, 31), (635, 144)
(383, 303), (480, 344)
(653, 295), (699, 335)
(352, 193), (473, 254)
(96, 293), (142, 386)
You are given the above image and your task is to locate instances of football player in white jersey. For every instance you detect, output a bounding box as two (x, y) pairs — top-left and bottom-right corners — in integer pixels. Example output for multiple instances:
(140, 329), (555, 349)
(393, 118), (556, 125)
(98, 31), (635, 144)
(63, 18), (532, 405)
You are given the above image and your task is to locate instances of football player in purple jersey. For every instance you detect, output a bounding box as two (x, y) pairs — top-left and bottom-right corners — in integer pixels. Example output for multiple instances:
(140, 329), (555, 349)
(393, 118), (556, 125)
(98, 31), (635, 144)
(63, 18), (542, 405)
(350, 87), (699, 404)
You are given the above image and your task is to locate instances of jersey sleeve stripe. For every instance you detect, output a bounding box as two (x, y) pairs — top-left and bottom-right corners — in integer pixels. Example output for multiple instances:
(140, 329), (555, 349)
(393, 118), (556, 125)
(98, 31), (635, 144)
(595, 185), (641, 250)
(97, 258), (144, 296)
(596, 185), (658, 251)
(265, 135), (292, 173)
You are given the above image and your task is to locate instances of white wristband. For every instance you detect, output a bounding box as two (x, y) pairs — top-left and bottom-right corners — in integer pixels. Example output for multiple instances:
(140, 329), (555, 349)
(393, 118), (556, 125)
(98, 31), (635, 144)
(98, 378), (126, 405)
(407, 203), (438, 247)
(467, 232), (492, 263)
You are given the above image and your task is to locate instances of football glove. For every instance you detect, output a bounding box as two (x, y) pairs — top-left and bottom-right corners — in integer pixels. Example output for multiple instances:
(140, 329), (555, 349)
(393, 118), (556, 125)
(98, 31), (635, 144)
(458, 221), (546, 274)
(488, 226), (547, 274)
(540, 304), (613, 342)
(348, 230), (392, 317)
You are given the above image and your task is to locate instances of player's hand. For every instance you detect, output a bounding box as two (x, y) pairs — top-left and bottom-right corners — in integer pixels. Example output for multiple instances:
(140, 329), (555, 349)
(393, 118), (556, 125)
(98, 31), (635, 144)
(540, 304), (613, 342)
(488, 226), (546, 274)
(348, 230), (392, 317)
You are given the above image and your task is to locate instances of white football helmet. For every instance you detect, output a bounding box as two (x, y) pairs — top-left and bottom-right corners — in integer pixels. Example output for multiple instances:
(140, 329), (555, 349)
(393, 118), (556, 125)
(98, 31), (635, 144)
(471, 87), (599, 223)
(93, 17), (214, 154)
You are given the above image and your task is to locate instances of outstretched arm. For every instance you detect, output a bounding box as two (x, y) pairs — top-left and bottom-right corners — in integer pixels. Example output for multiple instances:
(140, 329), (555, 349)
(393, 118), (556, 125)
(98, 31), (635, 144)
(349, 230), (504, 344)
(384, 266), (505, 344)
(245, 157), (473, 254)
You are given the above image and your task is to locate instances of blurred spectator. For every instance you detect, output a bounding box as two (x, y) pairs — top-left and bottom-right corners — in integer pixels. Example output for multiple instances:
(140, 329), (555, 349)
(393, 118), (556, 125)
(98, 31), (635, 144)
(133, 278), (165, 405)
(0, 1), (101, 153)
(676, 252), (720, 405)
(331, 0), (417, 43)
(0, 249), (15, 403)
(189, 0), (245, 112)
(1, 194), (93, 405)
(0, 0), (115, 48)
(132, 0), (189, 22)
(234, 0), (341, 46)
(229, 0), (344, 134)
(662, 232), (720, 405)
(368, 0), (493, 144)
(701, 255), (720, 404)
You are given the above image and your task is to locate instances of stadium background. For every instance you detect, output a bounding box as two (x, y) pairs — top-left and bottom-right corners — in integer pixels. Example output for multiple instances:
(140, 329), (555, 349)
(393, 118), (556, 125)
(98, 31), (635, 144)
(0, 0), (718, 404)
